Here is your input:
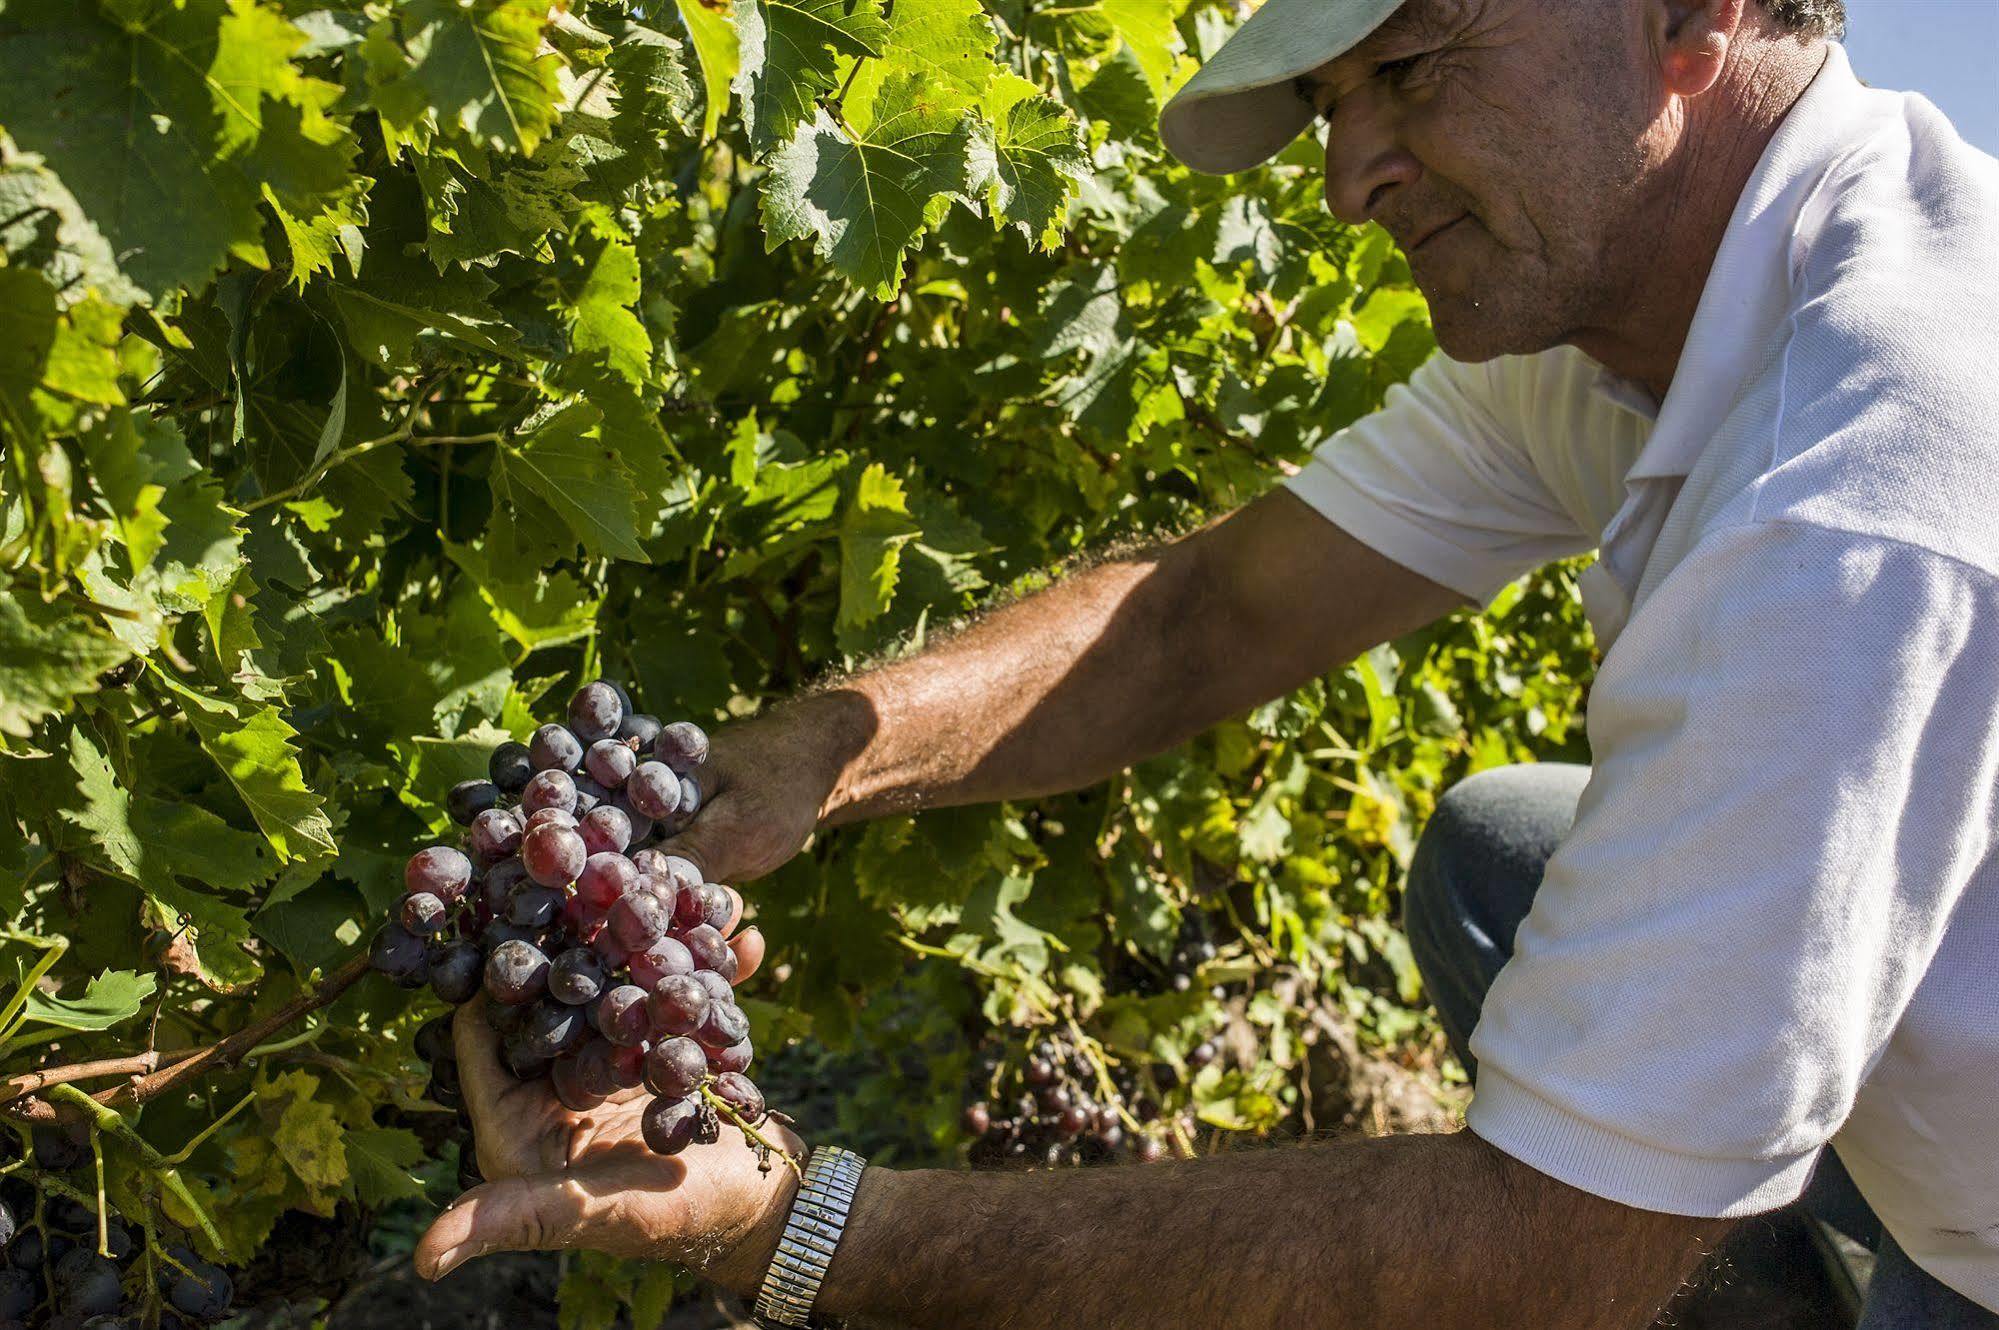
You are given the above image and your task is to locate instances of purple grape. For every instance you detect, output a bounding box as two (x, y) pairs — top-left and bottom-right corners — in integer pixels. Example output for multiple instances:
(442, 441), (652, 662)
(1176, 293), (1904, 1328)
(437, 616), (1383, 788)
(644, 1037), (707, 1099)
(622, 804), (657, 846)
(569, 682), (625, 743)
(711, 1071), (766, 1123)
(482, 856), (529, 912)
(579, 805), (633, 856)
(711, 1038), (754, 1075)
(597, 984), (651, 1046)
(575, 851), (638, 907)
(549, 947), (608, 1005)
(414, 1015), (454, 1063)
(441, 782), (493, 830)
(624, 761), (683, 820)
(646, 973), (710, 1037)
(406, 846), (473, 903)
(609, 1043), (648, 1089)
(521, 1000), (588, 1060)
(482, 919), (537, 951)
(655, 854), (704, 894)
(655, 721), (709, 775)
(400, 891), (447, 936)
(430, 939), (483, 1004)
(692, 969), (734, 1005)
(529, 723), (583, 773)
(485, 939), (550, 1005)
(607, 890), (671, 949)
(521, 823), (587, 887)
(693, 882), (734, 931)
(618, 712), (662, 752)
(627, 935), (695, 989)
(585, 739), (638, 788)
(370, 924), (429, 987)
(521, 768), (577, 817)
(693, 999), (749, 1051)
(573, 775), (611, 815)
(641, 1094), (699, 1155)
(503, 1037), (552, 1080)
(677, 773), (702, 818)
(524, 806), (578, 833)
(489, 740), (534, 793)
(507, 883), (564, 929)
(468, 808), (524, 862)
(550, 1053), (605, 1111)
(574, 1038), (621, 1098)
(678, 923), (731, 973)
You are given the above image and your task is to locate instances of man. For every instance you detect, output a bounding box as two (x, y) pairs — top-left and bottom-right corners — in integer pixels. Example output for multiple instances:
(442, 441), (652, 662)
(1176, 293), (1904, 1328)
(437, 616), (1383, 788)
(414, 0), (1999, 1326)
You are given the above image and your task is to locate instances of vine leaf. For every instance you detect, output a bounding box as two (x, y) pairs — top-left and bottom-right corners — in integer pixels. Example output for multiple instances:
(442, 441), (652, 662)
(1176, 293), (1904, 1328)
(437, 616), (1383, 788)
(840, 0), (997, 130)
(760, 79), (976, 297)
(16, 968), (157, 1034)
(837, 463), (919, 633)
(0, 594), (132, 740)
(967, 93), (1090, 249)
(369, 0), (567, 156)
(151, 674), (339, 863)
(491, 403), (650, 562)
(344, 1127), (427, 1205)
(732, 0), (890, 152)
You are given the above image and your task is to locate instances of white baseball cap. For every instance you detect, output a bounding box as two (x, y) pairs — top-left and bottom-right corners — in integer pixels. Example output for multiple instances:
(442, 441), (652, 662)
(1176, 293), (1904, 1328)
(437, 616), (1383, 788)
(1159, 0), (1407, 174)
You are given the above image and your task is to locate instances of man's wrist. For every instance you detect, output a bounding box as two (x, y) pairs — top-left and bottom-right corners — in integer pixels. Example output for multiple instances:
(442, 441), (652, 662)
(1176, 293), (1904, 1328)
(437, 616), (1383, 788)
(804, 1163), (895, 1322)
(785, 687), (879, 826)
(700, 1162), (800, 1297)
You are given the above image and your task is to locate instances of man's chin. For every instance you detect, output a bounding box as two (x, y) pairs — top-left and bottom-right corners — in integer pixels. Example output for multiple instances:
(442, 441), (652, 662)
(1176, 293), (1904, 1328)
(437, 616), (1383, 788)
(1426, 298), (1554, 364)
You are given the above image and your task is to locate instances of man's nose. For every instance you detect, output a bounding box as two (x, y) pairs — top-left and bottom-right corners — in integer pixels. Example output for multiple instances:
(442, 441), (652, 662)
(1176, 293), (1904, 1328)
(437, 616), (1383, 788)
(1321, 91), (1421, 227)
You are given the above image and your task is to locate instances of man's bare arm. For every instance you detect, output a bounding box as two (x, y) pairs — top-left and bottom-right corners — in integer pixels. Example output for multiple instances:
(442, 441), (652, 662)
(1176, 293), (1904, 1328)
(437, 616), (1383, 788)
(800, 489), (1455, 815)
(812, 1131), (1728, 1330)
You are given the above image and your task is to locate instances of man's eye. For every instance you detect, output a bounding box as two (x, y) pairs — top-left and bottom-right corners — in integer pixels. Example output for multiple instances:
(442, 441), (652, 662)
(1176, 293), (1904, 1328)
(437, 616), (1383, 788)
(1375, 54), (1425, 82)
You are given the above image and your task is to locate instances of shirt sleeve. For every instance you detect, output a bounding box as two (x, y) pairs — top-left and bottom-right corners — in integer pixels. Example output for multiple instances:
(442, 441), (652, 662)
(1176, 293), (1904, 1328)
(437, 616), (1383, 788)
(1465, 519), (1999, 1217)
(1283, 353), (1596, 604)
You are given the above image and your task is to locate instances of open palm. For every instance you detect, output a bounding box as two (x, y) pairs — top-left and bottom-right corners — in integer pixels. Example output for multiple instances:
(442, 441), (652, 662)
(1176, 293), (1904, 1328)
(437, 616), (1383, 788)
(414, 924), (801, 1292)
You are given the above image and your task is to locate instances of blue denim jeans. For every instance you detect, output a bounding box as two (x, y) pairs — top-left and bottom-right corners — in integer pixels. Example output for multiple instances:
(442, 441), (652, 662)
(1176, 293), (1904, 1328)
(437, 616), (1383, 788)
(1403, 763), (1998, 1330)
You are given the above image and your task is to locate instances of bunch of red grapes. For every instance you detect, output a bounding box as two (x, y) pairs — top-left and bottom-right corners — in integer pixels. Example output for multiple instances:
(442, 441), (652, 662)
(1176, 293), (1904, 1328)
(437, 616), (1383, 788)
(370, 681), (772, 1161)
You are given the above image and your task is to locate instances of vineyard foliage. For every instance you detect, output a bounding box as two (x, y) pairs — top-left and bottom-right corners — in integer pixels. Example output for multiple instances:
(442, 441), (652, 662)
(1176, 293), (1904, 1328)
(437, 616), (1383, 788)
(0, 0), (1595, 1319)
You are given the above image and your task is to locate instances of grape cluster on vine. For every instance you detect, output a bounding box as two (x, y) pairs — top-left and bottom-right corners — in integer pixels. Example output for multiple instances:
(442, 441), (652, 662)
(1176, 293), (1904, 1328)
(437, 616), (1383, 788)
(370, 683), (783, 1168)
(0, 1129), (233, 1328)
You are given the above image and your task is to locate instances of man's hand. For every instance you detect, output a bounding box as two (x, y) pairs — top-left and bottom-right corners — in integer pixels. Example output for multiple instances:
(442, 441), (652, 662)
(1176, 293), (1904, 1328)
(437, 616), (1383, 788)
(414, 920), (801, 1293)
(659, 692), (872, 884)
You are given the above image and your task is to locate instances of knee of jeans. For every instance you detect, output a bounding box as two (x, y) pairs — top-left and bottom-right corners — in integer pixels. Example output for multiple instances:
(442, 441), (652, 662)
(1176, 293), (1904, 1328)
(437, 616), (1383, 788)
(1403, 765), (1586, 953)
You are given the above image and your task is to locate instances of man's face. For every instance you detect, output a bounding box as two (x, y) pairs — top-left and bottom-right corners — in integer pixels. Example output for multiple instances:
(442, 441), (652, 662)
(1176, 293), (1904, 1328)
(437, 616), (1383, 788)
(1305, 0), (1662, 362)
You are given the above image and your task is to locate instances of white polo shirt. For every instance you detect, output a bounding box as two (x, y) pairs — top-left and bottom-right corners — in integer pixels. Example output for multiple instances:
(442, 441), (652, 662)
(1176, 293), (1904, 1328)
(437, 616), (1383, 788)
(1285, 45), (1999, 1309)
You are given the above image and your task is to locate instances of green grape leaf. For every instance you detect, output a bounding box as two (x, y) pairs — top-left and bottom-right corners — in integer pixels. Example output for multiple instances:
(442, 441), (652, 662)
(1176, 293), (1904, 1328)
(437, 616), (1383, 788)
(967, 94), (1088, 249)
(370, 0), (567, 155)
(0, 154), (145, 308)
(0, 593), (132, 740)
(837, 463), (918, 631)
(675, 0), (740, 140)
(269, 1070), (349, 1195)
(558, 221), (652, 386)
(841, 0), (996, 130)
(492, 402), (648, 561)
(446, 543), (602, 652)
(16, 967), (157, 1034)
(151, 673), (338, 862)
(760, 80), (976, 297)
(344, 1126), (427, 1206)
(731, 0), (890, 151)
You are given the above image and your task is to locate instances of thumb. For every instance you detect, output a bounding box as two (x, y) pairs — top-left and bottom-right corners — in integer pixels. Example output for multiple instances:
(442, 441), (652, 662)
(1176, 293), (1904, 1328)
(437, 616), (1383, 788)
(415, 1176), (588, 1281)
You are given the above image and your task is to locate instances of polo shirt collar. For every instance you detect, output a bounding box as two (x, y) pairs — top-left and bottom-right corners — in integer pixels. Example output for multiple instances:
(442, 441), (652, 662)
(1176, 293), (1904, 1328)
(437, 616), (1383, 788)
(1621, 43), (1874, 482)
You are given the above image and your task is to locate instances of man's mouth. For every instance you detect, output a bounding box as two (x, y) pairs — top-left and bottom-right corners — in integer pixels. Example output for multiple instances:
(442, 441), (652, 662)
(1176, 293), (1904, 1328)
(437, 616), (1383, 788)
(1408, 213), (1471, 252)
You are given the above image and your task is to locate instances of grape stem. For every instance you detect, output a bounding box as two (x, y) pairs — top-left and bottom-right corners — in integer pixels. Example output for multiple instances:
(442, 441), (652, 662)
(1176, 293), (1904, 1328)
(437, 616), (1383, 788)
(1, 953), (370, 1122)
(697, 1083), (803, 1181)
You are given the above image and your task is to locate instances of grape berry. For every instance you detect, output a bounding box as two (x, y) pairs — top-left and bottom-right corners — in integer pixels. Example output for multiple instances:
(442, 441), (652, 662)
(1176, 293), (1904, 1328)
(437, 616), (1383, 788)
(374, 683), (783, 1169)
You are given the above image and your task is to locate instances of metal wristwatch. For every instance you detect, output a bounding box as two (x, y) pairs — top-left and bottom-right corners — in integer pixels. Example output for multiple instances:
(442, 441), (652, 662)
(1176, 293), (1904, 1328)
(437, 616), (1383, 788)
(751, 1144), (868, 1328)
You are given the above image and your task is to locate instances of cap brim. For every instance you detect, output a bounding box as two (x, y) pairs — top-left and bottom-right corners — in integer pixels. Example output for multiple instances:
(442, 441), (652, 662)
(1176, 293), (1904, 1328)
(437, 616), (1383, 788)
(1160, 0), (1405, 174)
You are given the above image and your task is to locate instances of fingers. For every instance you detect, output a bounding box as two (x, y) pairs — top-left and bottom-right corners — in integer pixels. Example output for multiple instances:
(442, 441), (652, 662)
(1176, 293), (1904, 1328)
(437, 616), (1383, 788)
(451, 996), (517, 1121)
(728, 926), (765, 986)
(415, 1175), (585, 1280)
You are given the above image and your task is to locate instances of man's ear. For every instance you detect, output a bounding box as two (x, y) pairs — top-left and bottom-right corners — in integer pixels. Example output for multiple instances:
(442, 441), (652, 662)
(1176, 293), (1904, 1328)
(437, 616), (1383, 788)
(1650, 0), (1747, 98)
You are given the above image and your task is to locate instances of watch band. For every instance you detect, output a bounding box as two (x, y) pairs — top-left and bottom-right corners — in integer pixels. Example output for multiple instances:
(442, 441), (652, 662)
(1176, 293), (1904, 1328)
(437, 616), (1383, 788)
(752, 1144), (867, 1328)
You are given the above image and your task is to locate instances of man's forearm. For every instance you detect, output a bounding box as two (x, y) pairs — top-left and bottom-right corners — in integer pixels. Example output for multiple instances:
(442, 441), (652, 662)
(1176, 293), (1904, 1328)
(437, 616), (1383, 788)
(797, 491), (1457, 825)
(812, 1132), (1726, 1330)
